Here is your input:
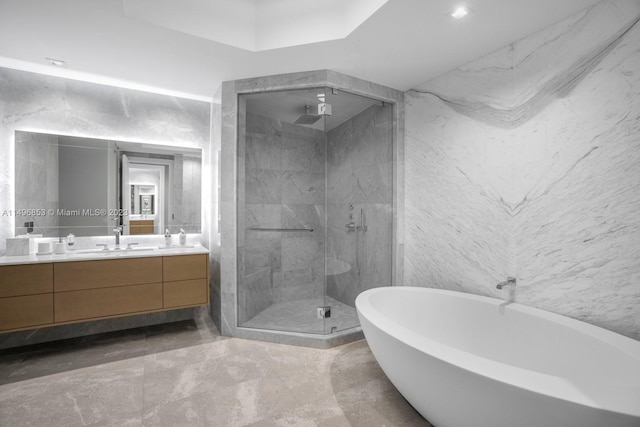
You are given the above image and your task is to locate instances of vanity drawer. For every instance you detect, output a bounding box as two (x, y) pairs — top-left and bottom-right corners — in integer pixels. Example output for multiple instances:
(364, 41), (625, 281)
(0, 263), (53, 297)
(54, 282), (163, 322)
(163, 254), (208, 282)
(54, 257), (163, 291)
(163, 278), (208, 308)
(0, 294), (53, 331)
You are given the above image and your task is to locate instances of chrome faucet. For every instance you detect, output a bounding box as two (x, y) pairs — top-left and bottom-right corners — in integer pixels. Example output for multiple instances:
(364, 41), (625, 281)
(113, 226), (122, 249)
(497, 277), (516, 289)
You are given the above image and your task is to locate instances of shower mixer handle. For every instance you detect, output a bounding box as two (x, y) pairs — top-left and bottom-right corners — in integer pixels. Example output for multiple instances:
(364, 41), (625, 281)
(346, 222), (357, 232)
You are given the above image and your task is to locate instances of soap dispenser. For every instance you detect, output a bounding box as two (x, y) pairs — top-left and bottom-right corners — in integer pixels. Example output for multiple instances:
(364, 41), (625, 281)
(179, 229), (186, 246)
(164, 229), (172, 247)
(54, 236), (66, 254)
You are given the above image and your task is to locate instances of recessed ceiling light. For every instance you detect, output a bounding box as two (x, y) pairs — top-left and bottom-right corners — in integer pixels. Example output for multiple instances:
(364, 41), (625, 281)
(45, 57), (67, 67)
(451, 6), (469, 19)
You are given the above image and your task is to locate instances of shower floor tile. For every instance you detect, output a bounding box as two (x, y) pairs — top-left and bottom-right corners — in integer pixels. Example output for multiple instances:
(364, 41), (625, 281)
(240, 296), (358, 334)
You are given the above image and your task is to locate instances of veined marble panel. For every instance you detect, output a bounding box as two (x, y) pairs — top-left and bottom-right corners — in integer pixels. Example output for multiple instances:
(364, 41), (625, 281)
(244, 237), (281, 273)
(414, 0), (640, 129)
(281, 131), (325, 173)
(281, 204), (325, 238)
(327, 105), (392, 168)
(281, 171), (325, 205)
(404, 94), (514, 296)
(238, 267), (272, 324)
(405, 0), (640, 339)
(327, 161), (392, 204)
(245, 169), (282, 204)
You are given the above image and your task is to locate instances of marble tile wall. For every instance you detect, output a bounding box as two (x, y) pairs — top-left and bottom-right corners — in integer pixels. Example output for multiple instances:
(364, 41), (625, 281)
(0, 66), (213, 348)
(404, 0), (640, 339)
(326, 105), (394, 307)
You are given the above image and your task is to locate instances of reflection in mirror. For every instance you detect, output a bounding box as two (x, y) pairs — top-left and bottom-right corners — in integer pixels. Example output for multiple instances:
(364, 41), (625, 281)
(133, 188), (155, 215)
(14, 131), (202, 237)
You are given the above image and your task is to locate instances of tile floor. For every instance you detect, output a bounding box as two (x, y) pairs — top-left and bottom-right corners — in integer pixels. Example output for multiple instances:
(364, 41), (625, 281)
(0, 317), (432, 426)
(240, 297), (358, 334)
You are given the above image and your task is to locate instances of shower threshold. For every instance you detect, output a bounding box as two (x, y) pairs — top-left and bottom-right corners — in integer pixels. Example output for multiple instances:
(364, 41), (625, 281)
(241, 296), (357, 335)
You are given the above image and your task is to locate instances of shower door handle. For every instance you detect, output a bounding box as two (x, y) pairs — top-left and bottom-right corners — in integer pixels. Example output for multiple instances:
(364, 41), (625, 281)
(359, 209), (367, 233)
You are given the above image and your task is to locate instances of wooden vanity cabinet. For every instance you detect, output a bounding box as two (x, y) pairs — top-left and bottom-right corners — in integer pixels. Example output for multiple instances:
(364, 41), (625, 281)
(0, 252), (209, 332)
(0, 263), (54, 331)
(54, 257), (164, 323)
(163, 254), (209, 308)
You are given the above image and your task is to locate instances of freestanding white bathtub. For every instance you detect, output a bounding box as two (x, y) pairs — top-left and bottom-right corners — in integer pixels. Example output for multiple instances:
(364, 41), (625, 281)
(356, 287), (640, 427)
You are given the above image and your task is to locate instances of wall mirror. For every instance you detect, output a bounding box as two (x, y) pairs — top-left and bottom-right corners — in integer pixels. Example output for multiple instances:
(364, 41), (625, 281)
(14, 131), (202, 237)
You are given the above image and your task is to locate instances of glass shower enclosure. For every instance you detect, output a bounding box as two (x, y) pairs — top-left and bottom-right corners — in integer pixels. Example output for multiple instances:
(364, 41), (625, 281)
(237, 87), (393, 335)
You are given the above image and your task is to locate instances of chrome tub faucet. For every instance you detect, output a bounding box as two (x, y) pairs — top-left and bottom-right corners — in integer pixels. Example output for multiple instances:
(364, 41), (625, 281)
(497, 277), (516, 289)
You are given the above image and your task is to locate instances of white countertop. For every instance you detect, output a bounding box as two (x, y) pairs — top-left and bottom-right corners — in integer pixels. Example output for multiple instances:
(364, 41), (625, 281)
(0, 244), (209, 266)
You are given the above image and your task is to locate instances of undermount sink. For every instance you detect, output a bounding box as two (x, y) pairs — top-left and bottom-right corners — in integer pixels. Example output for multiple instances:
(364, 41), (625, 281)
(69, 246), (158, 258)
(67, 244), (200, 258)
(157, 244), (195, 249)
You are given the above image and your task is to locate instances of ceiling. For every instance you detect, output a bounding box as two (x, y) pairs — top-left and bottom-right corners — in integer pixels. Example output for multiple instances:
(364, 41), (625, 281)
(0, 0), (602, 101)
(122, 0), (390, 52)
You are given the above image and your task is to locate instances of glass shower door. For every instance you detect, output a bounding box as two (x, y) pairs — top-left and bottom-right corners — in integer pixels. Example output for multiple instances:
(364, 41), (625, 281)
(238, 88), (329, 334)
(237, 86), (393, 335)
(323, 88), (394, 333)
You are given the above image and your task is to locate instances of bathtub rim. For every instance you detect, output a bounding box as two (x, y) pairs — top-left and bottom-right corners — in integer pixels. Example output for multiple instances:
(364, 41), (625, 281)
(356, 286), (640, 418)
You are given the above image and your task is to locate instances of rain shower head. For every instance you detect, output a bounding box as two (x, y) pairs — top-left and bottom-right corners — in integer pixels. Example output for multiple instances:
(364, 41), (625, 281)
(294, 105), (321, 125)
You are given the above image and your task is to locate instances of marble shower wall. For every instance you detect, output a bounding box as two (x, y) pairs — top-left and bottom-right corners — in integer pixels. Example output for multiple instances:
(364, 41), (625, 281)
(0, 67), (213, 348)
(326, 105), (393, 307)
(239, 112), (326, 324)
(404, 0), (640, 339)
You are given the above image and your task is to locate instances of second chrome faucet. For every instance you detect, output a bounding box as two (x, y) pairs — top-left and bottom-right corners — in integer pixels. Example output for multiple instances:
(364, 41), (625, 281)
(114, 226), (122, 249)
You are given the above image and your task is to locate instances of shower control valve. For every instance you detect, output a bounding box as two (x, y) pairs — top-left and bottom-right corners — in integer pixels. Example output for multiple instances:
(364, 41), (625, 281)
(346, 222), (357, 232)
(317, 306), (331, 319)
